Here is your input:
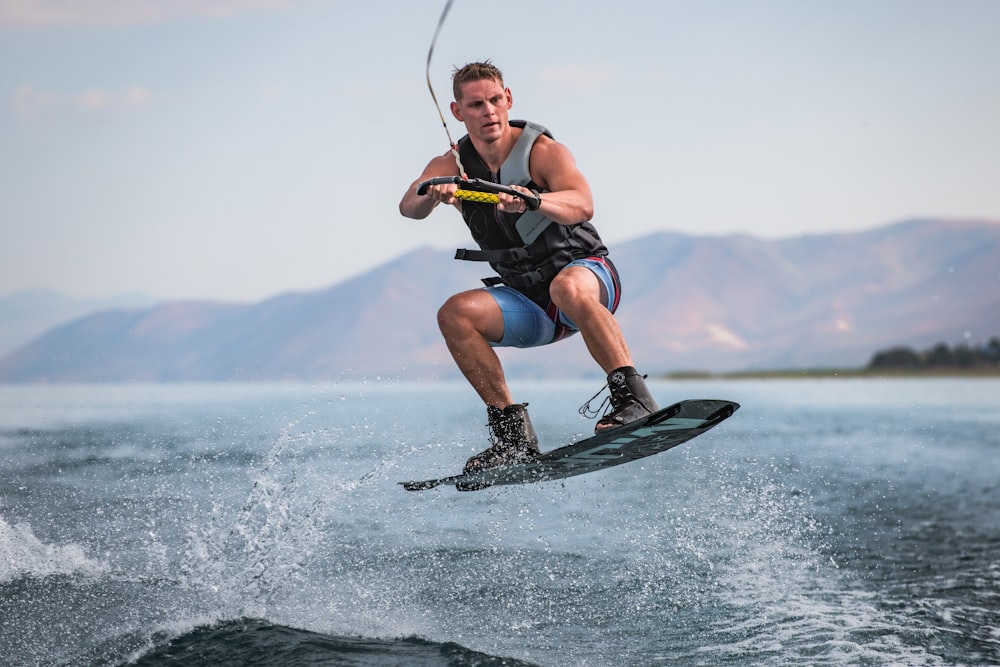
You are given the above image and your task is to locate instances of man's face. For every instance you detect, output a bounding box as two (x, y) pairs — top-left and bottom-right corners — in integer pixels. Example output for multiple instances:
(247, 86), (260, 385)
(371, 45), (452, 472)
(450, 77), (512, 143)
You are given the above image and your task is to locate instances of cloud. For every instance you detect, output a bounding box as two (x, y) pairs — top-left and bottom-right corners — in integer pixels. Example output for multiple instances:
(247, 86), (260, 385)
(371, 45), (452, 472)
(13, 83), (152, 119)
(0, 0), (308, 27)
(705, 324), (748, 350)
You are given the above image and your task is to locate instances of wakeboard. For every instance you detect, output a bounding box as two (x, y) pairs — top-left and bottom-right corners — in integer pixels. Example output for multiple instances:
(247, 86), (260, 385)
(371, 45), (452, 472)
(400, 398), (739, 492)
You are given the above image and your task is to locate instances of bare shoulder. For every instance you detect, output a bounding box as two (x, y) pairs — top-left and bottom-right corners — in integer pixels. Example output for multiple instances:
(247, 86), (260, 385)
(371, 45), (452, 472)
(420, 151), (463, 179)
(528, 133), (585, 190)
(531, 132), (572, 157)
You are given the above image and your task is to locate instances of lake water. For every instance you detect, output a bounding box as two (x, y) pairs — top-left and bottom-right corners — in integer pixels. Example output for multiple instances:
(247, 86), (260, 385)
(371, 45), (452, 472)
(1, 378), (998, 666)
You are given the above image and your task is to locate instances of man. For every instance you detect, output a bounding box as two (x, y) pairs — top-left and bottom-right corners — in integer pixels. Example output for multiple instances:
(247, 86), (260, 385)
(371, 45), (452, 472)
(399, 61), (657, 475)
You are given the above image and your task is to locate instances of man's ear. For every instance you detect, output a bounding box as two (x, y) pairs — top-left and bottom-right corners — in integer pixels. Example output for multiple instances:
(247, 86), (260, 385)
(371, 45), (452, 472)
(450, 101), (462, 122)
(505, 87), (513, 109)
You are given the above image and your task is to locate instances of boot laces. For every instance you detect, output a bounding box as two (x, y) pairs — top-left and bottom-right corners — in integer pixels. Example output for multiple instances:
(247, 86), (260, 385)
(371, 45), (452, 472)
(487, 425), (505, 449)
(578, 383), (611, 419)
(487, 406), (524, 449)
(578, 372), (653, 421)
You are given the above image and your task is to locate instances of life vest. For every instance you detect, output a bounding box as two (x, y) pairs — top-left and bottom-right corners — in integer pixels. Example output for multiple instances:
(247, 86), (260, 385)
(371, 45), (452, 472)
(455, 120), (608, 304)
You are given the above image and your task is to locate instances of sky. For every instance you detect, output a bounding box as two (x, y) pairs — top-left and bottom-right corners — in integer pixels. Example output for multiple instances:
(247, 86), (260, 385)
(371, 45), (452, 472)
(2, 0), (999, 302)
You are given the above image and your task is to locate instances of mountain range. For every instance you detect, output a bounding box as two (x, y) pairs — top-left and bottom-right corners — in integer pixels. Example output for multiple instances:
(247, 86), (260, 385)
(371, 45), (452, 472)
(1, 218), (998, 382)
(0, 290), (156, 359)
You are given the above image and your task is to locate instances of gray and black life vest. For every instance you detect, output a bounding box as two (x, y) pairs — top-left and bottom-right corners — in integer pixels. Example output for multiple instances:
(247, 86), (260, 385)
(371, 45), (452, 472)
(455, 119), (608, 304)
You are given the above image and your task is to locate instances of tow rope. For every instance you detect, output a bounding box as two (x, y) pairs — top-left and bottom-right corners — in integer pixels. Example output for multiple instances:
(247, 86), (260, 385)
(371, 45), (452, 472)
(426, 0), (467, 178)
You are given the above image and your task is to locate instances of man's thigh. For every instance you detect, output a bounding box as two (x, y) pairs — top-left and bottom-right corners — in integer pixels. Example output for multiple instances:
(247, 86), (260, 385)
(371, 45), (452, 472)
(485, 286), (557, 348)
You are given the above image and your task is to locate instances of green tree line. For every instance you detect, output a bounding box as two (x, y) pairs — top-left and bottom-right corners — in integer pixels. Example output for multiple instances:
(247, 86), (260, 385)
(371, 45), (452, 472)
(867, 337), (1000, 370)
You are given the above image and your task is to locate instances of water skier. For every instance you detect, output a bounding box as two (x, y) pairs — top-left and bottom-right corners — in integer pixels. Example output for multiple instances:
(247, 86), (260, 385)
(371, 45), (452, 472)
(400, 61), (657, 474)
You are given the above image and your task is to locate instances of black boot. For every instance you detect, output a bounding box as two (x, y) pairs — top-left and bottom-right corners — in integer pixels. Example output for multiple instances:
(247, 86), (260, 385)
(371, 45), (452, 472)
(595, 366), (659, 432)
(463, 403), (541, 475)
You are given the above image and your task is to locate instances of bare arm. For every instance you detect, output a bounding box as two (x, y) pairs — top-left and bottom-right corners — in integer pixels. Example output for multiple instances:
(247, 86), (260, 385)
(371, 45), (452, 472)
(508, 135), (593, 225)
(399, 153), (462, 219)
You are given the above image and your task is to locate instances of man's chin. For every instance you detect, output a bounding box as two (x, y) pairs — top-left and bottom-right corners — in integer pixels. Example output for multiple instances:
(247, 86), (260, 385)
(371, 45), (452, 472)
(477, 123), (505, 140)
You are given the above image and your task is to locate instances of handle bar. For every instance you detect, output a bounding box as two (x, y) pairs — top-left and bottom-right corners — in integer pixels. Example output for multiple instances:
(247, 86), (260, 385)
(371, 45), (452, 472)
(417, 176), (541, 211)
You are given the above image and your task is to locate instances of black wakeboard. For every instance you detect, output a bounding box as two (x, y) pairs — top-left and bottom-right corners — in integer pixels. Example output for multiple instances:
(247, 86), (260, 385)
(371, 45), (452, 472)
(400, 398), (739, 492)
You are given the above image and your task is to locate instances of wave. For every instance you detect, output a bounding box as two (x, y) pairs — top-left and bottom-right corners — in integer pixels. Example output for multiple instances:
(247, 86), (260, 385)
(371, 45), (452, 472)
(128, 618), (541, 667)
(0, 515), (109, 583)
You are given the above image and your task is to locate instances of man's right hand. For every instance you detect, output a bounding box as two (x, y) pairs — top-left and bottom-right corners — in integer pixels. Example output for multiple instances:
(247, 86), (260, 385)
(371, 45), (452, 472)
(399, 152), (462, 220)
(421, 181), (459, 207)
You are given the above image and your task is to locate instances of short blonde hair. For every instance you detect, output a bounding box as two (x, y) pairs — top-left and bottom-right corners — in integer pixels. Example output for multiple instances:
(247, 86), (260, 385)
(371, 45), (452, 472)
(452, 61), (504, 101)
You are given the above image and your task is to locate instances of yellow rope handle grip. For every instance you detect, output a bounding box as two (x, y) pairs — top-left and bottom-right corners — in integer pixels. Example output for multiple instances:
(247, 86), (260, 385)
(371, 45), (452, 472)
(454, 189), (499, 205)
(417, 177), (540, 210)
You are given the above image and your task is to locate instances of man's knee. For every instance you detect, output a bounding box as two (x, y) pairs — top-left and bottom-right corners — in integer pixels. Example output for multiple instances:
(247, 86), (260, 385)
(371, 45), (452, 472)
(550, 267), (599, 310)
(437, 291), (502, 339)
(437, 293), (471, 334)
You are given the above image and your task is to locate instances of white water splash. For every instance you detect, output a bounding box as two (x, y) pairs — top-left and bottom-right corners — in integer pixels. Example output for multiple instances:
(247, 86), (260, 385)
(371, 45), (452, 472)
(0, 515), (109, 582)
(178, 428), (317, 613)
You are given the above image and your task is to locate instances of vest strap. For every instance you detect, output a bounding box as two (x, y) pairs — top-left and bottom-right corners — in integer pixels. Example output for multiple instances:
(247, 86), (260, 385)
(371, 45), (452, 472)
(454, 247), (530, 263)
(477, 264), (559, 289)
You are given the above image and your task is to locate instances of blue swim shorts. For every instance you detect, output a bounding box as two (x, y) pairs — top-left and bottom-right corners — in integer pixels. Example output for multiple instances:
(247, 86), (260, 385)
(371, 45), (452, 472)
(487, 256), (621, 349)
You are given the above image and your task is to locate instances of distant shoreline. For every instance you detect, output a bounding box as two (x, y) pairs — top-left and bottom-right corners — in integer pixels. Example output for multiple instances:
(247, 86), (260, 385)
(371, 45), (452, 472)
(664, 367), (1000, 379)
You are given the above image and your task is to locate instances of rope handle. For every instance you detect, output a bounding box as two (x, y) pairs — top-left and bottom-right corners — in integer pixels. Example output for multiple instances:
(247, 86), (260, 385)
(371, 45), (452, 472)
(454, 189), (499, 205)
(416, 176), (541, 211)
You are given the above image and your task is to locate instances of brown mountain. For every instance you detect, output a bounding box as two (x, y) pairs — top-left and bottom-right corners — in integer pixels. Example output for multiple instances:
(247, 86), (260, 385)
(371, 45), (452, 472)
(1, 218), (997, 382)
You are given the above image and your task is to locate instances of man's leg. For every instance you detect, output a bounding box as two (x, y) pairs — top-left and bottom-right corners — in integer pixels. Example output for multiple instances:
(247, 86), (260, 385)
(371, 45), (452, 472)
(438, 289), (542, 478)
(549, 263), (658, 431)
(548, 265), (633, 373)
(437, 289), (514, 409)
